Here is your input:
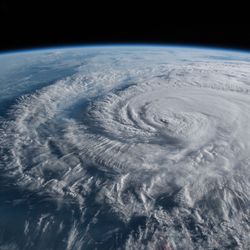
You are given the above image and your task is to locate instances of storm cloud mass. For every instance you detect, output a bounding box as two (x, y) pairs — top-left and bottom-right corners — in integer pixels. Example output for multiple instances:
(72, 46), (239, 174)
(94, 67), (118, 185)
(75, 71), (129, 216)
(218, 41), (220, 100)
(0, 46), (250, 249)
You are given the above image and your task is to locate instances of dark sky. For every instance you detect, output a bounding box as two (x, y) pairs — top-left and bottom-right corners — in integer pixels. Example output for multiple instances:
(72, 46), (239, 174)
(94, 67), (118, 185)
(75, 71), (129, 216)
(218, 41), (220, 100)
(0, 1), (249, 52)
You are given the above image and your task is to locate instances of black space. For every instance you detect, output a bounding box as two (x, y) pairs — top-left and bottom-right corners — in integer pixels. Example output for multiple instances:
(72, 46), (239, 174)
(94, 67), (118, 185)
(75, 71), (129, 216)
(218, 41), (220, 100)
(0, 2), (249, 52)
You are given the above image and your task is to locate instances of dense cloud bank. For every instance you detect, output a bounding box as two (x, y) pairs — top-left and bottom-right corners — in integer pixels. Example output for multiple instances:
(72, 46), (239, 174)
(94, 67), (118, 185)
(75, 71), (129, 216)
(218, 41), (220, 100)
(0, 47), (250, 249)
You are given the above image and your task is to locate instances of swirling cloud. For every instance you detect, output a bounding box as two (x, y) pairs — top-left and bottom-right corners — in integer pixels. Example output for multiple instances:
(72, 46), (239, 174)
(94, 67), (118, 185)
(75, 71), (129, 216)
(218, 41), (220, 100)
(0, 47), (250, 249)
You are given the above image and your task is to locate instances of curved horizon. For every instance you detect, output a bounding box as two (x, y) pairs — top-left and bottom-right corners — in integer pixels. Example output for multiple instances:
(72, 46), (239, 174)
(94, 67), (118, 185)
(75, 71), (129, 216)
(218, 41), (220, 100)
(1, 43), (250, 55)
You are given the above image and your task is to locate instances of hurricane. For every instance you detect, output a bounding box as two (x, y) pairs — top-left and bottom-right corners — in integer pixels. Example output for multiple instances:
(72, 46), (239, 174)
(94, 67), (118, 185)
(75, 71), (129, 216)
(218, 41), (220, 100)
(0, 46), (250, 249)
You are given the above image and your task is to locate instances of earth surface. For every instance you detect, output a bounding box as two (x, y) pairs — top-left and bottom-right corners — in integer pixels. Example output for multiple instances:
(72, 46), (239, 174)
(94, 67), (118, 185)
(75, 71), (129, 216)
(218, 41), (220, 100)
(0, 46), (250, 250)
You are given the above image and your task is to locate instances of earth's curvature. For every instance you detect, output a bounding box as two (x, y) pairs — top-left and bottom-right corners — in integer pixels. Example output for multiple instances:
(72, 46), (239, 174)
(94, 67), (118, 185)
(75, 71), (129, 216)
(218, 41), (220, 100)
(0, 46), (250, 250)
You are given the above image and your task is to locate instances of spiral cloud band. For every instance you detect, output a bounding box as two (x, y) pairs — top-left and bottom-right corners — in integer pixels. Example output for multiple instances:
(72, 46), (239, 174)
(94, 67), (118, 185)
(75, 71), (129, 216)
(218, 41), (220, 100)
(0, 47), (250, 249)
